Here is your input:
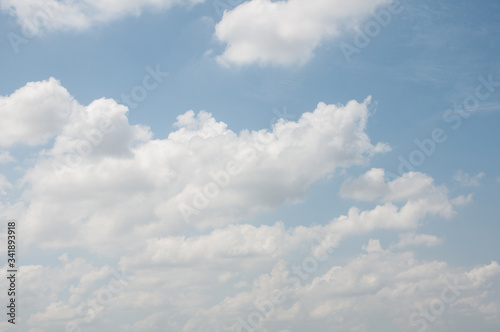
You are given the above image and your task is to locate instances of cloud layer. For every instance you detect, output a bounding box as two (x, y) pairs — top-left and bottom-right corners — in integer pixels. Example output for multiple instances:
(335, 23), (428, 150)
(0, 78), (496, 332)
(0, 0), (204, 32)
(4, 239), (498, 332)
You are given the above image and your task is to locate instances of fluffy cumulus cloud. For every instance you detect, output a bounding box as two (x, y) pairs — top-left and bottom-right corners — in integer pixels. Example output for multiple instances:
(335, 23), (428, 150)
(391, 232), (444, 249)
(339, 167), (466, 209)
(215, 0), (396, 66)
(119, 181), (461, 273)
(0, 0), (204, 32)
(0, 77), (75, 147)
(6, 79), (389, 252)
(1, 78), (497, 331)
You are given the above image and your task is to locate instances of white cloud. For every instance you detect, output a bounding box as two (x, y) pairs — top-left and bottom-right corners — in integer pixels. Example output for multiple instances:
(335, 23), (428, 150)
(10, 250), (500, 332)
(391, 232), (444, 249)
(451, 193), (474, 206)
(454, 170), (485, 187)
(0, 78), (75, 147)
(3, 163), (486, 332)
(1, 256), (99, 312)
(122, 312), (180, 331)
(11, 79), (389, 252)
(120, 196), (440, 271)
(7, 247), (500, 331)
(363, 238), (383, 253)
(109, 183), (465, 330)
(340, 168), (461, 206)
(117, 182), (465, 281)
(215, 0), (394, 66)
(184, 248), (500, 331)
(119, 222), (295, 272)
(0, 0), (205, 32)
(0, 255), (131, 331)
(327, 197), (456, 236)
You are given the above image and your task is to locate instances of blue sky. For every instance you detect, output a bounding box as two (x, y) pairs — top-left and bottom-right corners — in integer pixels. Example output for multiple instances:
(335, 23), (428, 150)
(0, 0), (500, 331)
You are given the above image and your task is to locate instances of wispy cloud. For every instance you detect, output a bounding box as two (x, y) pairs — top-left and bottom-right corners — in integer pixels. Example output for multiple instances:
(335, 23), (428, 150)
(454, 170), (485, 187)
